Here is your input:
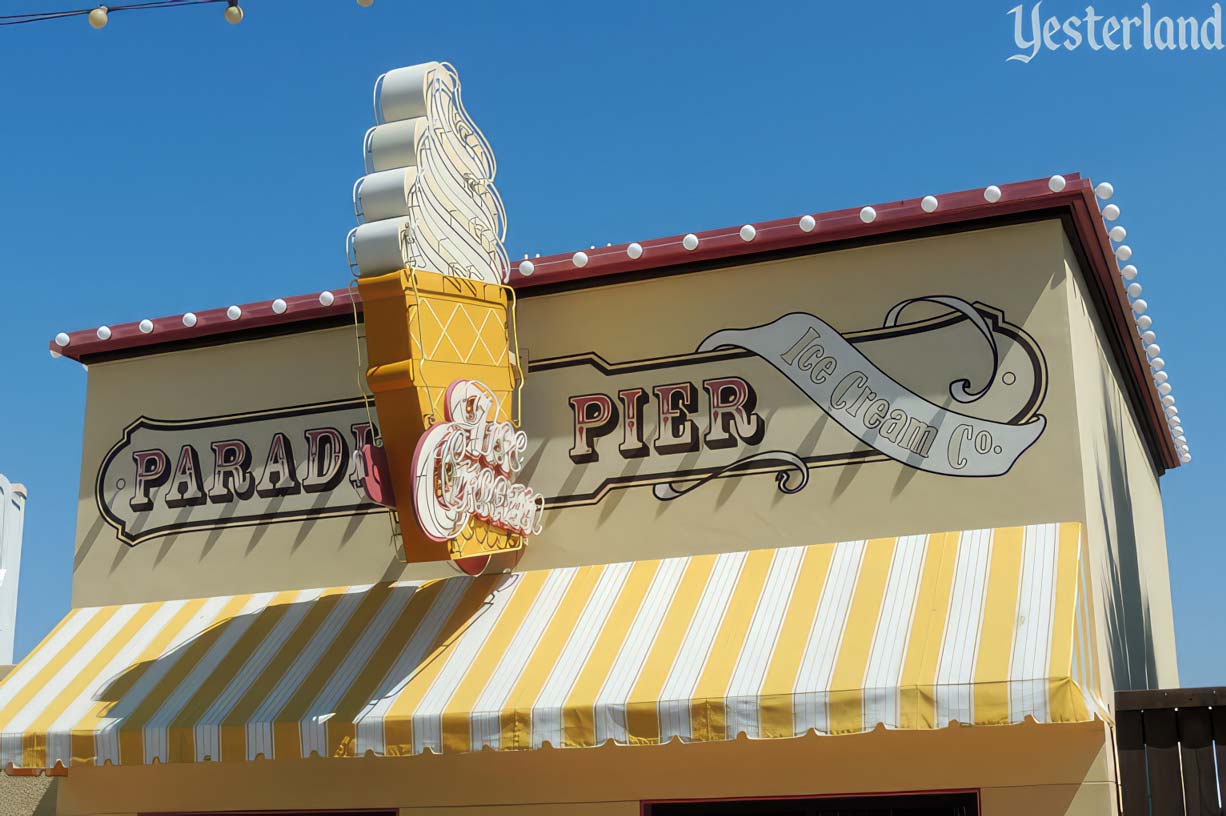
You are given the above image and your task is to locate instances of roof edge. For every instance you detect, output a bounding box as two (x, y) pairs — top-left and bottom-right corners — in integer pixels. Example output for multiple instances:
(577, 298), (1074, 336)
(46, 173), (1179, 471)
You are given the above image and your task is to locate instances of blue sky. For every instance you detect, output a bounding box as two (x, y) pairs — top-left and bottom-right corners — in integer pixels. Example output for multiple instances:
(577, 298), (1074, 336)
(0, 0), (1221, 685)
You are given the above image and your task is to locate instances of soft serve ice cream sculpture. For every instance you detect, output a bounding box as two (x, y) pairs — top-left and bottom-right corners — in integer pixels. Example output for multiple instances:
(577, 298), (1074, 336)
(347, 62), (537, 572)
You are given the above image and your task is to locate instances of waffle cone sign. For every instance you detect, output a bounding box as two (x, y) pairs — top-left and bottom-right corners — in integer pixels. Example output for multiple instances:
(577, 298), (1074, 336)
(359, 268), (532, 566)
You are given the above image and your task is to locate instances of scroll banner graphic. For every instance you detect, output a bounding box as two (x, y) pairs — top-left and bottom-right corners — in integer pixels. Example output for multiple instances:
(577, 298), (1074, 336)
(690, 299), (1046, 482)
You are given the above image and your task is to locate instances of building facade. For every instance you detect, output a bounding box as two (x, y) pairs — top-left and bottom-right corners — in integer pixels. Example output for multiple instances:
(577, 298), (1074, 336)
(0, 170), (1185, 816)
(0, 474), (27, 668)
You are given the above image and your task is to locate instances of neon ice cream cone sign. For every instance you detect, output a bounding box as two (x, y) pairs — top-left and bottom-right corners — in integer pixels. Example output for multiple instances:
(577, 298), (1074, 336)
(412, 380), (544, 542)
(346, 61), (539, 570)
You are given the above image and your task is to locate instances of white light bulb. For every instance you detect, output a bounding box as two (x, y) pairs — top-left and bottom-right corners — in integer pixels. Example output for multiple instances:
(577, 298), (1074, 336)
(518, 260), (535, 276)
(739, 224), (757, 242)
(182, 312), (198, 328)
(1151, 357), (1165, 371)
(272, 298), (288, 314)
(1180, 453), (1192, 463)
(1141, 331), (1156, 344)
(921, 195), (939, 213)
(1116, 245), (1132, 261)
(984, 185), (1002, 203)
(1048, 175), (1067, 192)
(54, 332), (70, 347)
(96, 325), (111, 340)
(798, 215), (816, 232)
(88, 6), (108, 29)
(224, 3), (243, 23)
(1127, 283), (1142, 298)
(1155, 371), (1168, 384)
(226, 305), (242, 320)
(1121, 264), (1138, 280)
(572, 251), (589, 268)
(682, 233), (699, 251)
(859, 206), (877, 223)
(1162, 395), (1175, 406)
(1131, 299), (1147, 314)
(1136, 314), (1152, 329)
(1109, 226), (1127, 242)
(1158, 383), (1172, 395)
(1102, 204), (1120, 221)
(319, 291), (335, 306)
(1146, 343), (1161, 357)
(1176, 434), (1187, 443)
(139, 319), (154, 334)
(626, 242), (644, 259)
(1095, 182), (1114, 200)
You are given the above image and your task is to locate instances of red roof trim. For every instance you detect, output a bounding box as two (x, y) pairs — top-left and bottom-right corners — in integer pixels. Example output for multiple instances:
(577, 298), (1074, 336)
(48, 173), (1178, 470)
(514, 176), (1072, 291)
(52, 289), (361, 364)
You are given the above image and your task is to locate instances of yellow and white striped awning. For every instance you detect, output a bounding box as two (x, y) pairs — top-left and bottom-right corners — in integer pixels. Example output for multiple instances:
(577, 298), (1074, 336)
(0, 522), (1107, 769)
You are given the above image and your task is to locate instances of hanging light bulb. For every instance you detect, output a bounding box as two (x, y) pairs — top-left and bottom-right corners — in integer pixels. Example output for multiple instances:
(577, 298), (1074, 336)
(87, 5), (108, 28)
(224, 1), (243, 23)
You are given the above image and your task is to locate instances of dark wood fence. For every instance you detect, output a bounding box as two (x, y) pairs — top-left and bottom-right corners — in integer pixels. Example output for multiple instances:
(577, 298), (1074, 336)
(1117, 688), (1225, 815)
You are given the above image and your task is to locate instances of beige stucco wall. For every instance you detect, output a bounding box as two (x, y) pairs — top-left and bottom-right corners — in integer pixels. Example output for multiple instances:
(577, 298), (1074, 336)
(0, 776), (56, 816)
(1062, 239), (1179, 691)
(72, 220), (1086, 607)
(52, 722), (1118, 816)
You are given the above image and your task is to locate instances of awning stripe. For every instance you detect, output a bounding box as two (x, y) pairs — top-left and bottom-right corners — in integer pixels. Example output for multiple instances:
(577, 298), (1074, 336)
(238, 585), (358, 761)
(623, 553), (717, 744)
(896, 531), (954, 730)
(349, 580), (461, 757)
(472, 567), (577, 750)
(1010, 523), (1057, 723)
(723, 545), (805, 740)
(936, 528), (991, 726)
(974, 526), (1022, 725)
(0, 522), (1109, 768)
(793, 539), (865, 736)
(860, 535), (926, 732)
(49, 599), (185, 765)
(829, 538), (895, 735)
(592, 557), (679, 745)
(660, 549), (749, 743)
(690, 547), (775, 743)
(757, 543), (826, 737)
(307, 581), (425, 759)
(7, 605), (141, 766)
(528, 561), (631, 749)
(94, 596), (215, 765)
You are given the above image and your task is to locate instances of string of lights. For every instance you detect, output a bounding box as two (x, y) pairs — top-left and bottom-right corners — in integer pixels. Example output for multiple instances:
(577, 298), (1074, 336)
(1, 0), (374, 29)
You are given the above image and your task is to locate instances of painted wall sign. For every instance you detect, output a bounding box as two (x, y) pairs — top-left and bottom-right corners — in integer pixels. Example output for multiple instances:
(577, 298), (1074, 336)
(93, 299), (1046, 545)
(96, 399), (381, 546)
(528, 298), (1048, 507)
